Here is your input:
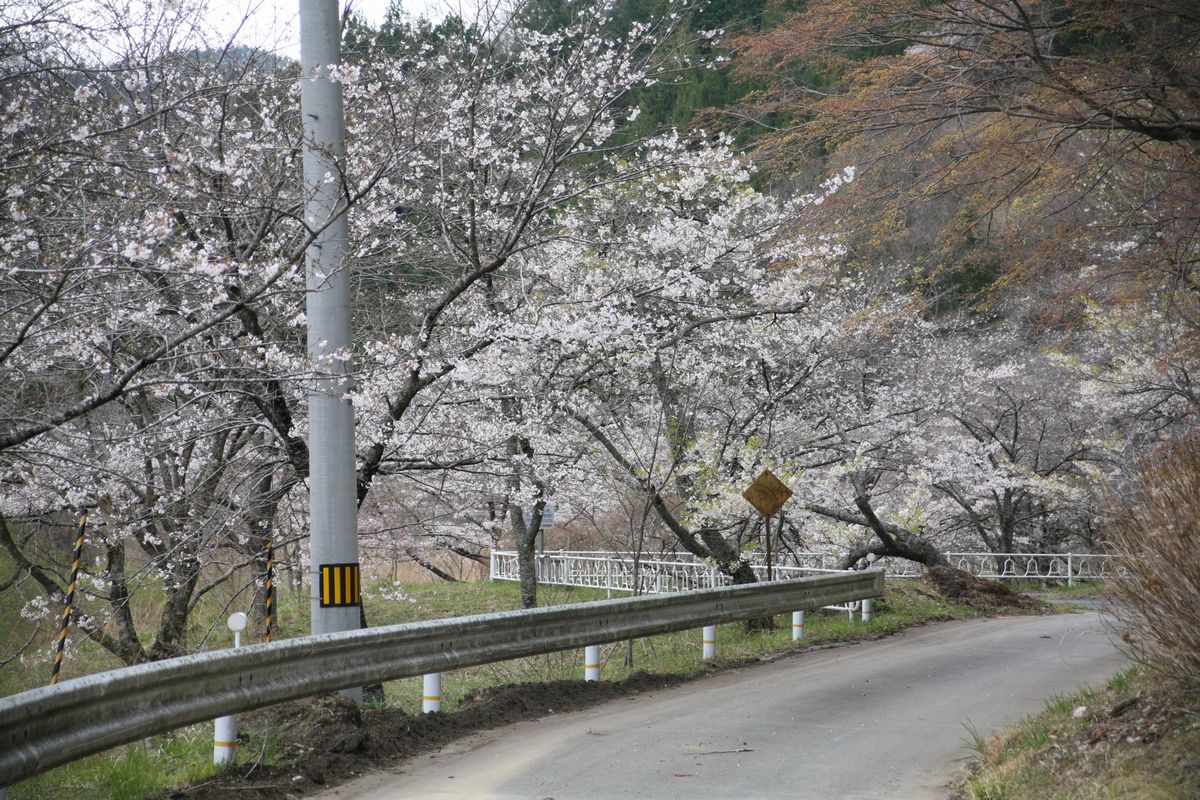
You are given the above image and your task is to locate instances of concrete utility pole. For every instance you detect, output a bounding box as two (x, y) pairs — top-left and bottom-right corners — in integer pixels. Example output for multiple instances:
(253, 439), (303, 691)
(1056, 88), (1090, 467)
(300, 0), (361, 690)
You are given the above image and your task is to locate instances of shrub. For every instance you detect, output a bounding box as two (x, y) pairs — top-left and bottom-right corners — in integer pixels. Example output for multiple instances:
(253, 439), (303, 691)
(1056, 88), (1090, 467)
(1106, 446), (1200, 694)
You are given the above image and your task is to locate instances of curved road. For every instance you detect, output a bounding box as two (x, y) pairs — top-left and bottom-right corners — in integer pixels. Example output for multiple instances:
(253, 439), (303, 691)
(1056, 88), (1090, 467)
(318, 613), (1125, 799)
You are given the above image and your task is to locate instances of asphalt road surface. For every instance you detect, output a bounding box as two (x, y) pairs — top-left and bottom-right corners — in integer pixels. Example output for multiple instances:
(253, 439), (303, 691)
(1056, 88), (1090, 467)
(317, 613), (1126, 800)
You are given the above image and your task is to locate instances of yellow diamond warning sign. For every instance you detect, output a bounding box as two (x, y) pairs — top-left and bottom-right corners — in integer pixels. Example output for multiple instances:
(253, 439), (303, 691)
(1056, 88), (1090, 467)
(742, 469), (793, 517)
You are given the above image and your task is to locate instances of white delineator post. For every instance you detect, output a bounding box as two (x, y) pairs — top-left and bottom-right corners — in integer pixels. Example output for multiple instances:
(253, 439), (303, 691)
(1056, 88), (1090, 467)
(862, 598), (873, 623)
(702, 625), (716, 660)
(300, 0), (361, 703)
(584, 645), (601, 682)
(423, 673), (441, 713)
(791, 610), (805, 640)
(214, 613), (247, 765)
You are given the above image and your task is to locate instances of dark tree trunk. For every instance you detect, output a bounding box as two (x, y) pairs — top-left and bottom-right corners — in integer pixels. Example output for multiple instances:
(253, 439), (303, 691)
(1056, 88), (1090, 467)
(838, 531), (949, 570)
(103, 541), (147, 664)
(811, 485), (949, 571)
(407, 547), (459, 582)
(244, 474), (283, 627)
(147, 553), (200, 661)
(516, 533), (538, 608)
(697, 527), (757, 584)
(505, 432), (546, 609)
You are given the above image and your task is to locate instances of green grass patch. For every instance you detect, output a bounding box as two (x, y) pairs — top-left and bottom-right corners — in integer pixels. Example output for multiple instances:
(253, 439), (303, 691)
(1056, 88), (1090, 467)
(1031, 581), (1108, 600)
(9, 706), (290, 800)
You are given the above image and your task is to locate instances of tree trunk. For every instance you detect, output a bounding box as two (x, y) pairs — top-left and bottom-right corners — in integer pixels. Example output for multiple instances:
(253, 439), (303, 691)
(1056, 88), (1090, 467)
(505, 430), (546, 609)
(103, 540), (147, 665)
(407, 547), (459, 582)
(698, 528), (757, 583)
(516, 537), (538, 608)
(809, 480), (949, 571)
(838, 530), (948, 570)
(147, 554), (200, 661)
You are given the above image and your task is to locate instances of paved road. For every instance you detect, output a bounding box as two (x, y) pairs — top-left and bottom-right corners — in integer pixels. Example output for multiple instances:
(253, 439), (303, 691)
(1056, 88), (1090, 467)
(318, 613), (1126, 800)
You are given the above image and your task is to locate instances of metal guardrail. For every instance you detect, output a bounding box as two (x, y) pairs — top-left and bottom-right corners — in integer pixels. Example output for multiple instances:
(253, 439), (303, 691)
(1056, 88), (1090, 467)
(0, 570), (883, 788)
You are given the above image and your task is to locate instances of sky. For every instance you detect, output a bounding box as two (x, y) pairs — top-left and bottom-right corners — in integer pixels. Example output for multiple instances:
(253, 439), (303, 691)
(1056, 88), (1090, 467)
(208, 0), (451, 59)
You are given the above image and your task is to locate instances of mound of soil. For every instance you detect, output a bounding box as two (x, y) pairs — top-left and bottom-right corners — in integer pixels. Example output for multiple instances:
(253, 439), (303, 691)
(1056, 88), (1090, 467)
(164, 672), (686, 800)
(928, 565), (1045, 613)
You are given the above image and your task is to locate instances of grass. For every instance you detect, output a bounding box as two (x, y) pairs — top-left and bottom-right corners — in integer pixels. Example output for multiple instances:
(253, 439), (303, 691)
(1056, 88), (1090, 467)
(956, 666), (1200, 800)
(6, 576), (974, 800)
(1033, 581), (1108, 600)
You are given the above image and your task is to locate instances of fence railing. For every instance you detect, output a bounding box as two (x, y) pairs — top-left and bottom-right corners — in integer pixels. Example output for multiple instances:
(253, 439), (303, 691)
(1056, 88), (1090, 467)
(941, 552), (1123, 584)
(492, 550), (1121, 588)
(489, 551), (845, 593)
(489, 551), (865, 613)
(0, 570), (883, 789)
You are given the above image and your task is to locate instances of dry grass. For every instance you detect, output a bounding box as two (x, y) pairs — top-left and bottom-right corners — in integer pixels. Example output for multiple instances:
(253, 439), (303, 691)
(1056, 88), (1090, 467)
(956, 667), (1200, 800)
(1106, 447), (1200, 697)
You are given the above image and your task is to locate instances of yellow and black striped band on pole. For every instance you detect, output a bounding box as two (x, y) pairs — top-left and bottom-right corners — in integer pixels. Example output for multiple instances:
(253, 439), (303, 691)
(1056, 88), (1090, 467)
(319, 563), (361, 607)
(51, 510), (88, 686)
(264, 538), (275, 642)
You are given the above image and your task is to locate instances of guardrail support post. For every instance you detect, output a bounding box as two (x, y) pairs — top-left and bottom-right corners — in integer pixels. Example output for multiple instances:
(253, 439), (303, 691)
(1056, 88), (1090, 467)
(1067, 553), (1073, 587)
(214, 613), (246, 765)
(213, 714), (237, 766)
(584, 645), (601, 682)
(792, 610), (804, 640)
(862, 598), (873, 623)
(702, 625), (716, 659)
(423, 673), (441, 713)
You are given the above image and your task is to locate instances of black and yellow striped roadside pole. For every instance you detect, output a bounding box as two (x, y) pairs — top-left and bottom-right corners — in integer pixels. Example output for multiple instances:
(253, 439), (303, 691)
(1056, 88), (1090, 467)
(264, 538), (275, 643)
(50, 510), (88, 685)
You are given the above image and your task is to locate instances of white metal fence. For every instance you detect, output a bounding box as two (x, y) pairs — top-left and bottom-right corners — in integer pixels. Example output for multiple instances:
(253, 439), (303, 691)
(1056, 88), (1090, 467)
(940, 552), (1123, 584)
(491, 550), (1122, 589)
(489, 551), (865, 612)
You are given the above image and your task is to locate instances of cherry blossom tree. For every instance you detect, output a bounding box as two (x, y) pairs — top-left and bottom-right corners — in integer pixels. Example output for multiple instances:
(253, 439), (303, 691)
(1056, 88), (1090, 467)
(0, 1), (321, 664)
(446, 145), (878, 591)
(786, 310), (1125, 569)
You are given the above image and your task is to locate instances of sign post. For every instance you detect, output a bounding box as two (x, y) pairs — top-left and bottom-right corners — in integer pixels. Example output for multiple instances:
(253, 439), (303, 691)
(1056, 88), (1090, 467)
(742, 469), (793, 575)
(742, 469), (793, 630)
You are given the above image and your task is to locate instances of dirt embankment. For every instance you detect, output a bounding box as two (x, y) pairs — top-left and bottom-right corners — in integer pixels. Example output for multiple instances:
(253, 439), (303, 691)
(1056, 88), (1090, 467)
(927, 565), (1045, 613)
(166, 672), (686, 799)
